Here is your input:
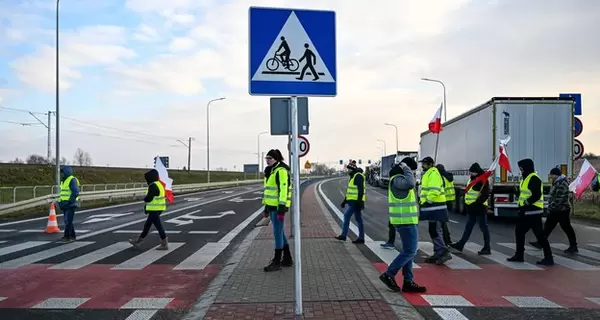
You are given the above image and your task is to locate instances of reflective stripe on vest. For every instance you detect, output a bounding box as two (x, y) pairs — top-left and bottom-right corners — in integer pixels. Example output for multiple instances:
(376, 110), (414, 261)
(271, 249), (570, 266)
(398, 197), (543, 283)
(444, 177), (456, 201)
(464, 178), (488, 206)
(263, 166), (289, 207)
(388, 174), (418, 225)
(518, 172), (544, 214)
(60, 176), (80, 201)
(145, 181), (166, 211)
(346, 172), (366, 201)
(420, 167), (446, 205)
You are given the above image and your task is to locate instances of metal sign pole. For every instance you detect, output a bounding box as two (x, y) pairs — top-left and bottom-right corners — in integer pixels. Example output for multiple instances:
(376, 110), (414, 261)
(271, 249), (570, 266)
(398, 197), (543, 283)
(288, 99), (294, 238)
(290, 96), (302, 316)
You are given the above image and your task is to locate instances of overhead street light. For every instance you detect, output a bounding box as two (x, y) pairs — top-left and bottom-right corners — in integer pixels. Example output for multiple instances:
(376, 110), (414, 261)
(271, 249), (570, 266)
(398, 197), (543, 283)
(206, 97), (226, 183)
(383, 123), (399, 156)
(421, 77), (447, 122)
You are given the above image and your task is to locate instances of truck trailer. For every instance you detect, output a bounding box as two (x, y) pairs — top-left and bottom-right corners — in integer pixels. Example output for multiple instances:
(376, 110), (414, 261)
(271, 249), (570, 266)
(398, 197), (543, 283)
(418, 97), (575, 218)
(378, 151), (419, 188)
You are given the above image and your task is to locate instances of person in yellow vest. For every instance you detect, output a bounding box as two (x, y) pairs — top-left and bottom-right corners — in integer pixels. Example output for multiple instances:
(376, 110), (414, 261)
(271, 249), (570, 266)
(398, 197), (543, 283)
(58, 166), (80, 242)
(436, 164), (454, 245)
(507, 158), (554, 265)
(262, 149), (293, 272)
(129, 169), (168, 250)
(378, 158), (427, 293)
(449, 163), (491, 255)
(418, 156), (451, 264)
(335, 160), (366, 243)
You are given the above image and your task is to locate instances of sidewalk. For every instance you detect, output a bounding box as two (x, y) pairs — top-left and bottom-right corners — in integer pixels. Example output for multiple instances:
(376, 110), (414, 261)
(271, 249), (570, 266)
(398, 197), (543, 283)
(191, 182), (423, 320)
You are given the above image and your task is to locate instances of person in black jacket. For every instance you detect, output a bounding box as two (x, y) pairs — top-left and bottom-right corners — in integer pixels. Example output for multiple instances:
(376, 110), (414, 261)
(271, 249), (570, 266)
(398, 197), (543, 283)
(507, 158), (554, 265)
(129, 169), (168, 250)
(449, 163), (491, 255)
(436, 164), (454, 246)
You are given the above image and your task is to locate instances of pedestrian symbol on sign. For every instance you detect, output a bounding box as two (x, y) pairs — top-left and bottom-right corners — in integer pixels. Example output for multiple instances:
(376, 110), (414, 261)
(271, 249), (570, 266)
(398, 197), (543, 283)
(252, 12), (334, 83)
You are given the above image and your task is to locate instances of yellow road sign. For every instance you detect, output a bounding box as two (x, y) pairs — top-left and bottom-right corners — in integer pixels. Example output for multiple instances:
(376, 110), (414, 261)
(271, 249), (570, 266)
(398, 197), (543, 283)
(304, 160), (311, 169)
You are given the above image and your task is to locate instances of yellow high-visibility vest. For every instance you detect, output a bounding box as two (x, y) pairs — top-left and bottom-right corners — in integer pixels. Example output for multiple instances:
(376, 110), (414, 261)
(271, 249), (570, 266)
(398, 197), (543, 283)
(263, 165), (289, 207)
(388, 174), (418, 225)
(59, 176), (80, 202)
(464, 178), (488, 206)
(518, 172), (544, 214)
(444, 177), (455, 201)
(145, 181), (166, 211)
(346, 173), (366, 201)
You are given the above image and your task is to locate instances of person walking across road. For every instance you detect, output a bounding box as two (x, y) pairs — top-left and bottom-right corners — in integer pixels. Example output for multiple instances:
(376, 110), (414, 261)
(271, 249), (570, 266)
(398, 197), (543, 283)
(379, 158), (427, 293)
(58, 166), (80, 242)
(449, 163), (492, 255)
(507, 158), (554, 265)
(436, 164), (454, 245)
(530, 168), (578, 254)
(336, 161), (366, 244)
(419, 156), (452, 264)
(262, 149), (293, 272)
(129, 168), (169, 250)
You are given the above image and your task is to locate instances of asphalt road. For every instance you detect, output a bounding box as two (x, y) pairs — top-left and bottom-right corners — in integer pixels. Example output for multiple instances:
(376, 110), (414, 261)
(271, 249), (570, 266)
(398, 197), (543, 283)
(317, 177), (600, 320)
(0, 183), (276, 320)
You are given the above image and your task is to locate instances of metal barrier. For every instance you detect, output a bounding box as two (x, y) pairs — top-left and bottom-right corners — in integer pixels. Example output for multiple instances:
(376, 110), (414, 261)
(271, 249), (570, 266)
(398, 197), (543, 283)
(0, 183), (147, 204)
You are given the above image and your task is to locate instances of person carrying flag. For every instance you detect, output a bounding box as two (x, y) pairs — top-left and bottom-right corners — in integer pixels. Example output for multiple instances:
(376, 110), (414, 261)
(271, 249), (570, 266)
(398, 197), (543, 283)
(129, 168), (169, 250)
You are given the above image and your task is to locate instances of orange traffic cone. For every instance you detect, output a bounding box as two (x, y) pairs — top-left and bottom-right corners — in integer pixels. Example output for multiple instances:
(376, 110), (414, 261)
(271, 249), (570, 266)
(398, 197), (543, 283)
(44, 203), (61, 234)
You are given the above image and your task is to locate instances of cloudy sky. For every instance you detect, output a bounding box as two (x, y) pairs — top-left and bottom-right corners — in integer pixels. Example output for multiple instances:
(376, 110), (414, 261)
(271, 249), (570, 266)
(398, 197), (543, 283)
(0, 0), (598, 170)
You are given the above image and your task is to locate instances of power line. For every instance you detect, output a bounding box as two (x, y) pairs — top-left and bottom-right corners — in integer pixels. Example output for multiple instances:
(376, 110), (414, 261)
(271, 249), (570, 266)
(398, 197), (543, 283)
(0, 106), (46, 115)
(61, 116), (184, 141)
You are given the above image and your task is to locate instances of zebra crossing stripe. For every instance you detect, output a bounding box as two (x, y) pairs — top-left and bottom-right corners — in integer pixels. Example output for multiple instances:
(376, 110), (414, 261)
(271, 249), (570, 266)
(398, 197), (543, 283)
(497, 243), (600, 271)
(585, 297), (600, 306)
(366, 241), (420, 269)
(0, 240), (7, 244)
(173, 242), (229, 270)
(0, 241), (94, 269)
(111, 243), (184, 270)
(463, 243), (542, 270)
(503, 296), (563, 308)
(125, 310), (158, 320)
(31, 298), (90, 309)
(0, 241), (50, 258)
(551, 243), (600, 261)
(433, 308), (469, 320)
(50, 242), (131, 270)
(418, 242), (481, 269)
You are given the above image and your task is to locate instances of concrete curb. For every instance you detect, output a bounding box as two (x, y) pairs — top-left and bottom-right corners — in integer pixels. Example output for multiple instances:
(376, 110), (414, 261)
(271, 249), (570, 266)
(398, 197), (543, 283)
(314, 179), (425, 320)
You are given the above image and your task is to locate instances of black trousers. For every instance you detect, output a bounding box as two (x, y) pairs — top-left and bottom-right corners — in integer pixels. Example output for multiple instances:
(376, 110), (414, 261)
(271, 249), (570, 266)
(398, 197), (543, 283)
(544, 210), (577, 246)
(140, 211), (167, 240)
(515, 214), (553, 259)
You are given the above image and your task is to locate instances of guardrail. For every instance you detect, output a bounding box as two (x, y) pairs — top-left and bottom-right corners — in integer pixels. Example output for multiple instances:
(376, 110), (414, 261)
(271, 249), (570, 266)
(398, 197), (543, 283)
(0, 180), (263, 216)
(0, 175), (329, 216)
(0, 183), (148, 204)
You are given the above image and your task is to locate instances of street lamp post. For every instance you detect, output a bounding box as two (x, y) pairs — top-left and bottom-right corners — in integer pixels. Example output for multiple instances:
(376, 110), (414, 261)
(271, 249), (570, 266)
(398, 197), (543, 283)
(55, 0), (61, 194)
(376, 139), (387, 155)
(206, 97), (226, 183)
(421, 77), (447, 122)
(257, 131), (268, 179)
(383, 123), (399, 156)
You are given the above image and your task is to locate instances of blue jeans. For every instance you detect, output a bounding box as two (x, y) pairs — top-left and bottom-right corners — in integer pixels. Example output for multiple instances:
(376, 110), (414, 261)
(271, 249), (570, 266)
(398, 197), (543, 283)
(429, 221), (446, 256)
(340, 205), (364, 240)
(62, 207), (76, 238)
(456, 213), (491, 250)
(385, 224), (418, 282)
(270, 211), (289, 249)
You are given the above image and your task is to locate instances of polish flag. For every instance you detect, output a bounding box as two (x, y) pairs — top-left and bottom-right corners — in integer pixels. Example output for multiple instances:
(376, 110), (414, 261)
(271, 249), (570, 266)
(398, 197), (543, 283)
(569, 159), (597, 200)
(428, 103), (443, 134)
(498, 137), (512, 173)
(465, 136), (511, 192)
(154, 157), (174, 204)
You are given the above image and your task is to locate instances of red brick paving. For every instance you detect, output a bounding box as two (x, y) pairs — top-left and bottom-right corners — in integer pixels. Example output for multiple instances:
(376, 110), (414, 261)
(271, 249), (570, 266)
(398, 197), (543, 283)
(204, 300), (398, 320)
(257, 183), (336, 239)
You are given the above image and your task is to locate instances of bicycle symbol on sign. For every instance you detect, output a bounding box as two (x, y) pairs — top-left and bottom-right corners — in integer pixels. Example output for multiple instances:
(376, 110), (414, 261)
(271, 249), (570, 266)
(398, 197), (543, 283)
(266, 53), (299, 72)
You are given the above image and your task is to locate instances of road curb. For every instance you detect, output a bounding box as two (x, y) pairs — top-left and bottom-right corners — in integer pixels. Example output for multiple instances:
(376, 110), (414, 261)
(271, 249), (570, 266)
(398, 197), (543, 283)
(314, 178), (425, 320)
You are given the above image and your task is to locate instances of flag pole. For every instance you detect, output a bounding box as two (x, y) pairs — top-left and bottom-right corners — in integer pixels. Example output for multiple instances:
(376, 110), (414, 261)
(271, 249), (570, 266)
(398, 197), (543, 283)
(433, 133), (440, 162)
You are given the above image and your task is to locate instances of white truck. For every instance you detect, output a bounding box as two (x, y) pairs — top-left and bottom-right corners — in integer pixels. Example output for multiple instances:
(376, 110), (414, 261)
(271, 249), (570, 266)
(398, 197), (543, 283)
(378, 151), (418, 188)
(418, 97), (575, 218)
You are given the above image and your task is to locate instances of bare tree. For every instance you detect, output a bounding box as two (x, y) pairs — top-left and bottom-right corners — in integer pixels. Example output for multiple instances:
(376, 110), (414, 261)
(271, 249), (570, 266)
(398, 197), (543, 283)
(9, 157), (24, 164)
(49, 157), (69, 165)
(26, 154), (48, 164)
(73, 148), (93, 166)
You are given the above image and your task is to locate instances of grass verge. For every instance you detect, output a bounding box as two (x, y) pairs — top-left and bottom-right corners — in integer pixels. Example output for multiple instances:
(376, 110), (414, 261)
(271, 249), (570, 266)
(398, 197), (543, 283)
(573, 201), (600, 222)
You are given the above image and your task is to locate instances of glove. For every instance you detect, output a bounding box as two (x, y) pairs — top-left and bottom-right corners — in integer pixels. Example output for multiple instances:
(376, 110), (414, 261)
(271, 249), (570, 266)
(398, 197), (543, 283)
(341, 200), (347, 208)
(277, 205), (287, 222)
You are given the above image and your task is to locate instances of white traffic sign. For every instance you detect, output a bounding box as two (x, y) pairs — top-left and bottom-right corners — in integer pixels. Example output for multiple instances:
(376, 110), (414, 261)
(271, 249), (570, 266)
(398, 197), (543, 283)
(229, 196), (262, 203)
(248, 7), (337, 97)
(165, 210), (236, 227)
(82, 212), (134, 224)
(298, 135), (310, 158)
(574, 139), (584, 160)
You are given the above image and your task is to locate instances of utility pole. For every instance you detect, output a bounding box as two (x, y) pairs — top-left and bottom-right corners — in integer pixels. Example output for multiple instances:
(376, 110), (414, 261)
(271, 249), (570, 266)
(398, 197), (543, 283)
(28, 111), (54, 162)
(177, 137), (194, 172)
(55, 0), (61, 194)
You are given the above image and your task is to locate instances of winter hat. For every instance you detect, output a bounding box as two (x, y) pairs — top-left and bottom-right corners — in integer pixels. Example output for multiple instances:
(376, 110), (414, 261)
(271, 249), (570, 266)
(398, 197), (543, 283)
(549, 168), (562, 176)
(266, 149), (284, 162)
(400, 157), (418, 170)
(419, 156), (435, 165)
(469, 162), (484, 174)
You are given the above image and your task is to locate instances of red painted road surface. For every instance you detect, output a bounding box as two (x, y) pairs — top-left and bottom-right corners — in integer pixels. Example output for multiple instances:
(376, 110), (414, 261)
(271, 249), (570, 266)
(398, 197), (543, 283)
(373, 262), (600, 308)
(0, 264), (220, 309)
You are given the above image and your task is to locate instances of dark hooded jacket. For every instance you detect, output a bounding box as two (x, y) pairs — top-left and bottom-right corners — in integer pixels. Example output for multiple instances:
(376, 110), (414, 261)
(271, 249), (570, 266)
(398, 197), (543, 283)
(144, 169), (163, 212)
(59, 166), (80, 209)
(517, 158), (542, 213)
(264, 161), (291, 212)
(467, 163), (490, 211)
(345, 167), (365, 207)
(436, 164), (454, 183)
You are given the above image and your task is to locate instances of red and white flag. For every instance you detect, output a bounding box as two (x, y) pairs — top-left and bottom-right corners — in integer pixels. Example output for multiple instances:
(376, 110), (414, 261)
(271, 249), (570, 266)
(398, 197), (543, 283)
(465, 136), (512, 192)
(498, 137), (512, 173)
(154, 157), (174, 204)
(569, 159), (597, 200)
(428, 103), (443, 134)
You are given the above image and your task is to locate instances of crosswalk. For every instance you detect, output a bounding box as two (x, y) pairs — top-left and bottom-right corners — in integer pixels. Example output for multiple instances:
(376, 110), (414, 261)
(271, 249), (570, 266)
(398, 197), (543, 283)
(0, 239), (228, 270)
(1, 238), (600, 272)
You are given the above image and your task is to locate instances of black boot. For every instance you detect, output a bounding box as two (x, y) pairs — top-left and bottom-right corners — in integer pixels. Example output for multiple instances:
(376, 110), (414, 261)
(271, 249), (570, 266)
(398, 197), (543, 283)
(264, 249), (282, 272)
(281, 244), (294, 267)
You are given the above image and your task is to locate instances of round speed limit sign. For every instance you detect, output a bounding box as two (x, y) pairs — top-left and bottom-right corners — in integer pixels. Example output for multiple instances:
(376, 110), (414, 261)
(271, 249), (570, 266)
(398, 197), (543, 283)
(298, 135), (310, 158)
(574, 139), (584, 160)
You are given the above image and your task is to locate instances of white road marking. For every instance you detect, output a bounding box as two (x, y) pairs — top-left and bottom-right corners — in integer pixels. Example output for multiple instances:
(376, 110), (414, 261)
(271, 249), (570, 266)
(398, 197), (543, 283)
(31, 298), (90, 309)
(463, 243), (542, 270)
(419, 242), (481, 270)
(0, 241), (94, 269)
(111, 243), (184, 270)
(422, 295), (474, 307)
(498, 243), (600, 270)
(173, 243), (229, 270)
(433, 308), (470, 320)
(0, 241), (50, 258)
(49, 242), (130, 270)
(503, 296), (563, 308)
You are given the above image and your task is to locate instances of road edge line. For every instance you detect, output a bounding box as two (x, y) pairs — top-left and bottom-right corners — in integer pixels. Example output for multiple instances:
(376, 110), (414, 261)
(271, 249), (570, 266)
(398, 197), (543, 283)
(315, 179), (426, 320)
